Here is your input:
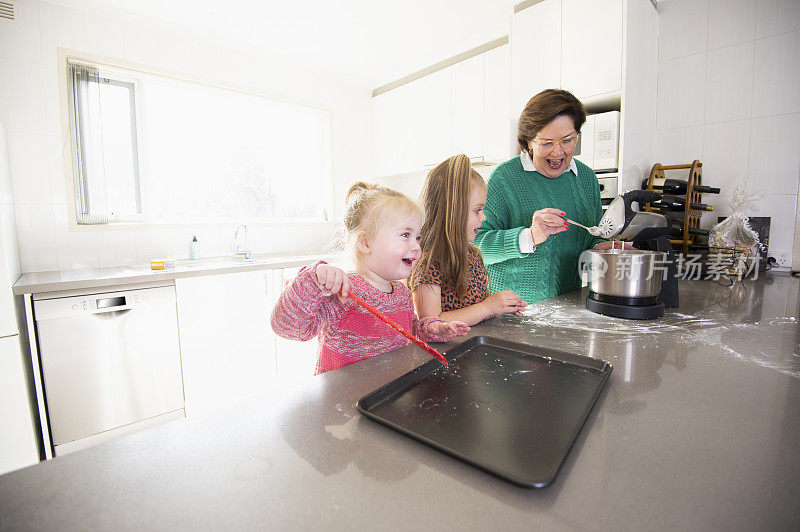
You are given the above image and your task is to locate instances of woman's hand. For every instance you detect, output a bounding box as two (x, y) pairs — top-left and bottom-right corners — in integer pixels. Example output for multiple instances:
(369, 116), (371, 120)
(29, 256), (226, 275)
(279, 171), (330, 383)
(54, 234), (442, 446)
(593, 241), (636, 250)
(530, 208), (569, 246)
(314, 264), (349, 302)
(483, 290), (528, 316)
(428, 320), (470, 338)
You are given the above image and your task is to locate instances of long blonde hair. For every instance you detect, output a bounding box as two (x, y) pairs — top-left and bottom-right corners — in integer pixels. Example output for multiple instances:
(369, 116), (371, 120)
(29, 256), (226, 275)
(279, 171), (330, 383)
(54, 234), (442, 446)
(342, 181), (421, 266)
(416, 154), (485, 296)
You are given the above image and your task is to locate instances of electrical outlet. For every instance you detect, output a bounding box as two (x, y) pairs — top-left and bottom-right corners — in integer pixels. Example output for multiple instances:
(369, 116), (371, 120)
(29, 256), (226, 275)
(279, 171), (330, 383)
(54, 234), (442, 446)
(775, 252), (792, 268)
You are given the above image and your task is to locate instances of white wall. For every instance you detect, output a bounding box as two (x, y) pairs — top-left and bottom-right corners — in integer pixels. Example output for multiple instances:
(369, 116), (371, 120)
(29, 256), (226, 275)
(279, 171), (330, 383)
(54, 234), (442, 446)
(655, 0), (800, 261)
(0, 0), (372, 274)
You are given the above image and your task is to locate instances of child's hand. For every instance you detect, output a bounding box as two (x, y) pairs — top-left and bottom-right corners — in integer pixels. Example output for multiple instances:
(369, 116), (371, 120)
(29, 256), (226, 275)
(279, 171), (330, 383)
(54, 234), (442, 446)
(428, 320), (470, 338)
(314, 264), (349, 302)
(483, 290), (528, 316)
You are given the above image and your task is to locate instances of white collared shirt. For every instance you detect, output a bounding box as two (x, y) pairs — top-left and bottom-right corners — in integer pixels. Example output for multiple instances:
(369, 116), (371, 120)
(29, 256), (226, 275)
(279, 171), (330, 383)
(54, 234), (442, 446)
(517, 151), (579, 253)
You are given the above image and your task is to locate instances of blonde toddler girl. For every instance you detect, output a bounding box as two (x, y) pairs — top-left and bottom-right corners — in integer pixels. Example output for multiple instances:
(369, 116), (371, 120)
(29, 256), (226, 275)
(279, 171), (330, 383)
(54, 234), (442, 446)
(271, 182), (469, 374)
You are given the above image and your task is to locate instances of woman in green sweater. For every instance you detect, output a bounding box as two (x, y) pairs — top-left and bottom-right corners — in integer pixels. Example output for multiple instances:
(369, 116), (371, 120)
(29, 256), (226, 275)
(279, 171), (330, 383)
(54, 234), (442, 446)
(474, 89), (612, 304)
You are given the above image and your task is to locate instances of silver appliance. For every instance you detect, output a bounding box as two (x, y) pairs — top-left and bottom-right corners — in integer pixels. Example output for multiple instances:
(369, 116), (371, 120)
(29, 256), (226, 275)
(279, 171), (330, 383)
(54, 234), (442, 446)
(33, 283), (184, 455)
(580, 190), (679, 319)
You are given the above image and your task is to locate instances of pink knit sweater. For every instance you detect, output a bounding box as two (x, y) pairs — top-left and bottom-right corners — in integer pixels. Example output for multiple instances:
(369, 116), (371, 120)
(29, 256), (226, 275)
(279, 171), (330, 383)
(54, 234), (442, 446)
(270, 261), (447, 374)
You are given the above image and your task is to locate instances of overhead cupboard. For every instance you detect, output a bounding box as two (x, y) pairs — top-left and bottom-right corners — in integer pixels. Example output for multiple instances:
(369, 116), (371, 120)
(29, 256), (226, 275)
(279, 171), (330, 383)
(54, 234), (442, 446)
(372, 41), (512, 177)
(371, 0), (658, 194)
(510, 0), (624, 116)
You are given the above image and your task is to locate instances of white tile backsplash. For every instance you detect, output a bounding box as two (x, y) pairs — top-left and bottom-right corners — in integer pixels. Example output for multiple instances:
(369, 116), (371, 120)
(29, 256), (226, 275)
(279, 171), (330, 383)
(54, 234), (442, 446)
(134, 229), (174, 264)
(752, 30), (800, 117)
(14, 203), (58, 272)
(97, 230), (137, 267)
(38, 2), (85, 67)
(702, 120), (751, 193)
(705, 42), (754, 123)
(42, 65), (62, 138)
(664, 0), (710, 60)
(52, 204), (100, 270)
(0, 0), (42, 63)
(751, 194), (797, 252)
(756, 0), (800, 38)
(660, 1), (800, 263)
(7, 132), (55, 204)
(0, 58), (45, 135)
(707, 0), (757, 49)
(748, 113), (800, 195)
(83, 12), (127, 59)
(657, 53), (707, 129)
(655, 126), (705, 165)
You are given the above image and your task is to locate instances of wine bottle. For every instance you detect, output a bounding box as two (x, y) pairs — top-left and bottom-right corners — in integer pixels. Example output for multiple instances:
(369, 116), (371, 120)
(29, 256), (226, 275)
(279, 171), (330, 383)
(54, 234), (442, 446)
(642, 177), (721, 195)
(669, 219), (710, 238)
(649, 195), (713, 212)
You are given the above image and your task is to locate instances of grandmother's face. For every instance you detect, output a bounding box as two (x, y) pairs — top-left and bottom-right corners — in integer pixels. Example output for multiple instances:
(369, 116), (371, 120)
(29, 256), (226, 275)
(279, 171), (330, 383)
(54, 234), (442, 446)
(527, 115), (579, 179)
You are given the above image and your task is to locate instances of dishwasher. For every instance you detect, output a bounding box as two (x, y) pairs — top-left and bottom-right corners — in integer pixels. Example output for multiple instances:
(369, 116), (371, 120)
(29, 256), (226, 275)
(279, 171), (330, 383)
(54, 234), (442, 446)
(33, 283), (185, 455)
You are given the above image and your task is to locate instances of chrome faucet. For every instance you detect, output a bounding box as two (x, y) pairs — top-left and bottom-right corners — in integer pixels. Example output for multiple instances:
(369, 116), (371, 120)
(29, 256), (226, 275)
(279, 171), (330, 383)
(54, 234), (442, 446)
(233, 224), (251, 260)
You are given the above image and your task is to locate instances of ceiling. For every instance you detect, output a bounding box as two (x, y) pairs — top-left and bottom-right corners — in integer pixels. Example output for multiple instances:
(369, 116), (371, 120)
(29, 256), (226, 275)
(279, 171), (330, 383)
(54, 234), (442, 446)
(54, 0), (516, 88)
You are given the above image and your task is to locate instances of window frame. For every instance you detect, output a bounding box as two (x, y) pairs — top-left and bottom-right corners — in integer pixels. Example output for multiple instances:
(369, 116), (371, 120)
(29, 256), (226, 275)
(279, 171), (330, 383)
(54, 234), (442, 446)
(59, 49), (336, 230)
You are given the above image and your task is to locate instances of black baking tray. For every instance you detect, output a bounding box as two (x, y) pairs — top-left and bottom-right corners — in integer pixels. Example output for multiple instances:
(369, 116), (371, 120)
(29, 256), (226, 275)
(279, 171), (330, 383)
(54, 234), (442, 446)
(357, 336), (612, 488)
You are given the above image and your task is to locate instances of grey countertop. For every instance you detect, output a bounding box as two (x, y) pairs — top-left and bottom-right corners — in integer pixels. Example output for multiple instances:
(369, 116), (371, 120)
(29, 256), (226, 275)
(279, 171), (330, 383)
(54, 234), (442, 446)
(1, 273), (799, 531)
(12, 253), (338, 295)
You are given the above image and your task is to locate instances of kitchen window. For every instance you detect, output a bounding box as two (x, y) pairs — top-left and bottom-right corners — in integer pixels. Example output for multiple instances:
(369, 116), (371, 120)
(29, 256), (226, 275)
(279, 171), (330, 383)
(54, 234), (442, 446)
(67, 59), (333, 225)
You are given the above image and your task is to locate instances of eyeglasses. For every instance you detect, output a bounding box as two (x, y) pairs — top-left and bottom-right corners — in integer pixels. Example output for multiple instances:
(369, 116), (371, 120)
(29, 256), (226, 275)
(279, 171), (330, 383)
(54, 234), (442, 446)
(530, 133), (579, 153)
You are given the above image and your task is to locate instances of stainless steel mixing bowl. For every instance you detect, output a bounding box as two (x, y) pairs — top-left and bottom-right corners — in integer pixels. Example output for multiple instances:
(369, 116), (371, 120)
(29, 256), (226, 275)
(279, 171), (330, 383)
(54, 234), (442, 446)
(579, 249), (667, 298)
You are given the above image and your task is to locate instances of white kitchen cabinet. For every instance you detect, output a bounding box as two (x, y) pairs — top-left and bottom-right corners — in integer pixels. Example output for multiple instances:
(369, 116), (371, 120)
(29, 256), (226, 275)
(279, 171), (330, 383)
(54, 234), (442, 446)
(175, 271), (276, 417)
(0, 335), (39, 475)
(511, 0), (562, 115)
(450, 54), (485, 160)
(271, 266), (319, 380)
(484, 44), (513, 163)
(373, 44), (511, 177)
(560, 0), (623, 99)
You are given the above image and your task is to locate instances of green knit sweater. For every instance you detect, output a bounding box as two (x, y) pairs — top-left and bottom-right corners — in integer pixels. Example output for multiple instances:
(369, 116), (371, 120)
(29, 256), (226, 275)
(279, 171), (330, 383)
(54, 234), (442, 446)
(474, 156), (604, 304)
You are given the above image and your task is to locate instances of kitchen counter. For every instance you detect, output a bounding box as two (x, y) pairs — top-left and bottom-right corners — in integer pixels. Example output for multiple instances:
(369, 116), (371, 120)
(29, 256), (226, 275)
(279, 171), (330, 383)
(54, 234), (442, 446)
(12, 253), (338, 295)
(1, 273), (799, 530)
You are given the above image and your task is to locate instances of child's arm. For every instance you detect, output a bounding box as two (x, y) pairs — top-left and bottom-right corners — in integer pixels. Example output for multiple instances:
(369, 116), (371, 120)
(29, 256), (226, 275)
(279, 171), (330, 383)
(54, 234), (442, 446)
(412, 314), (470, 343)
(413, 283), (528, 326)
(270, 261), (347, 341)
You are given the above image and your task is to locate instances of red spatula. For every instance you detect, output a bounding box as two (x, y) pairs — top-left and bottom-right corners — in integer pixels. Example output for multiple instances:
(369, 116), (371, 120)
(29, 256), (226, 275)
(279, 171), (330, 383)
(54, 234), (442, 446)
(347, 292), (449, 367)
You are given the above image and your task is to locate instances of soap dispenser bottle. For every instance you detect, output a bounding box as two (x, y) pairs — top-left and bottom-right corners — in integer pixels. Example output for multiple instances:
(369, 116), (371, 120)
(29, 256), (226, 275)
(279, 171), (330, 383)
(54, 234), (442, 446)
(190, 235), (200, 260)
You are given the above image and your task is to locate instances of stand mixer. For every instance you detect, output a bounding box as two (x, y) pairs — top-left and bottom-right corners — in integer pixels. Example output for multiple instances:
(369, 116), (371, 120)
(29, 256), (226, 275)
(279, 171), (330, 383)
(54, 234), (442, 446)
(582, 190), (679, 319)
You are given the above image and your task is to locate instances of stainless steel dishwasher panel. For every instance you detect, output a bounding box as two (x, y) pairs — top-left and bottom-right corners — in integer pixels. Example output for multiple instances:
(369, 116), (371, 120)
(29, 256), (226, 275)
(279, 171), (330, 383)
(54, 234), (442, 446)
(34, 285), (184, 447)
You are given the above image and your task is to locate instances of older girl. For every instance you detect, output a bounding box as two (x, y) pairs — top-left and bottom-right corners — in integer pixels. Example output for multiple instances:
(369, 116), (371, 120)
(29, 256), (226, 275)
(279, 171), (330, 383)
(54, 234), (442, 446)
(411, 154), (527, 325)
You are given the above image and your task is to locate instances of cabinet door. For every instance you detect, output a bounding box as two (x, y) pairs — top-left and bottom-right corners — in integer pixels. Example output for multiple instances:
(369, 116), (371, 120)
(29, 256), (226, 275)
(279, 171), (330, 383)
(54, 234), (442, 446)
(271, 267), (319, 380)
(0, 335), (39, 474)
(451, 54), (485, 160)
(484, 44), (513, 163)
(560, 0), (623, 98)
(511, 0), (562, 116)
(175, 271), (275, 417)
(373, 89), (407, 177)
(417, 68), (453, 167)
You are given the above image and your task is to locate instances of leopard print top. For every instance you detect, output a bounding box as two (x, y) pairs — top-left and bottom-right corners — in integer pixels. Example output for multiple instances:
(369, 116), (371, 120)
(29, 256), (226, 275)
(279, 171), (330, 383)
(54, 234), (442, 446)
(410, 246), (490, 312)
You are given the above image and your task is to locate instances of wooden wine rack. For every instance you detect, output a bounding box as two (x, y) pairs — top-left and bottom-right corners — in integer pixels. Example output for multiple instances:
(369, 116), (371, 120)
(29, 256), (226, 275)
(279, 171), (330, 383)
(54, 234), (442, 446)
(644, 160), (704, 255)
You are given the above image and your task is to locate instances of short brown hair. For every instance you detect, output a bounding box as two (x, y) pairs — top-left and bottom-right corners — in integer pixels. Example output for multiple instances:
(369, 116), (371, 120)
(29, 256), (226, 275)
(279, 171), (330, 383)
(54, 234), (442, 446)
(517, 89), (586, 152)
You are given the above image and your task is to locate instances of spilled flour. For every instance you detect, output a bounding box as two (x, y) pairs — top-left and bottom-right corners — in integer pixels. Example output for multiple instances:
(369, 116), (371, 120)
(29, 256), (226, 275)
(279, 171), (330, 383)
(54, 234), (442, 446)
(519, 299), (800, 379)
